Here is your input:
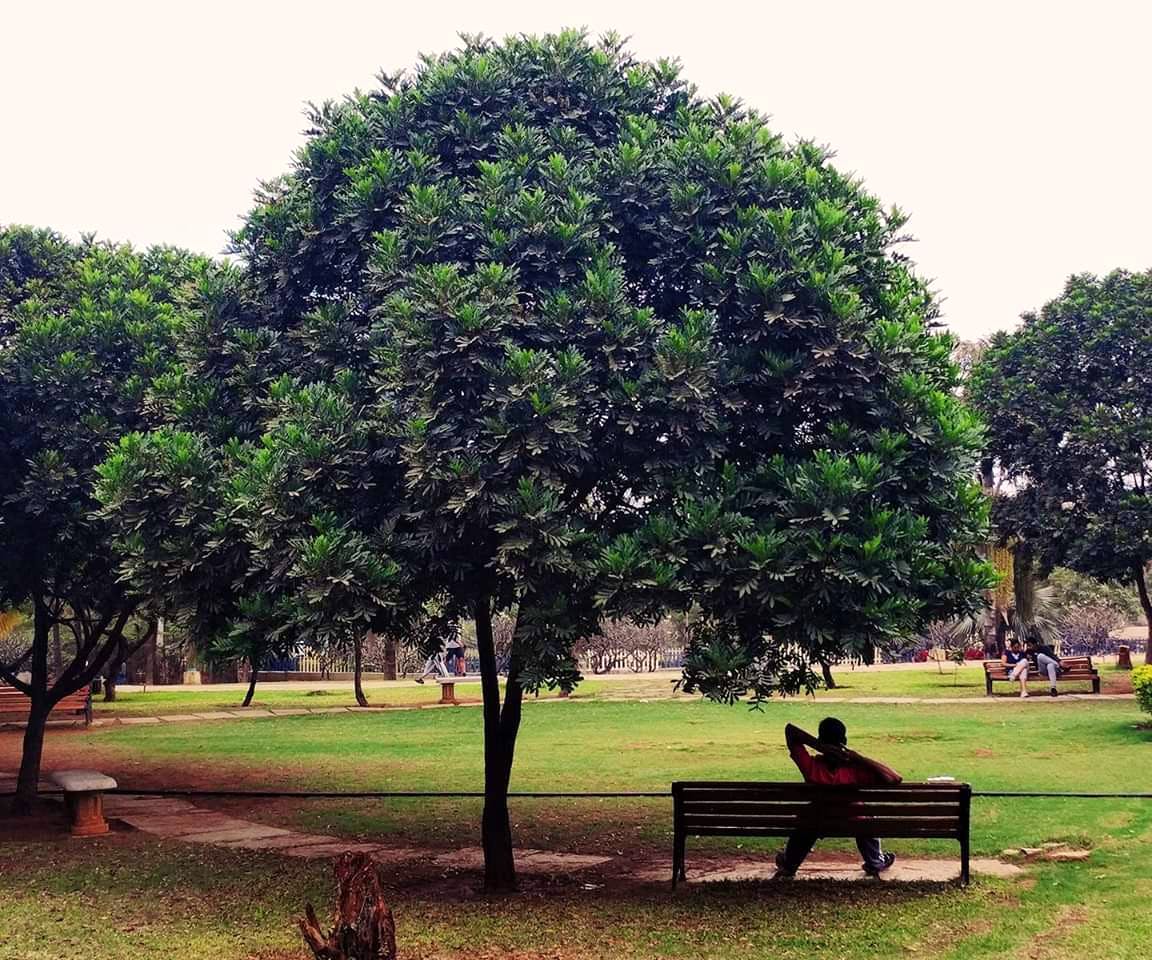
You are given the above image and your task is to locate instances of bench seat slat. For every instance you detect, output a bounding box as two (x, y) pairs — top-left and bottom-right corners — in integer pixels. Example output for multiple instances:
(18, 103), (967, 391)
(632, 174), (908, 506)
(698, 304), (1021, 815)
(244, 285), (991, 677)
(681, 801), (963, 818)
(686, 825), (962, 838)
(681, 820), (963, 834)
(676, 787), (963, 803)
(681, 815), (963, 829)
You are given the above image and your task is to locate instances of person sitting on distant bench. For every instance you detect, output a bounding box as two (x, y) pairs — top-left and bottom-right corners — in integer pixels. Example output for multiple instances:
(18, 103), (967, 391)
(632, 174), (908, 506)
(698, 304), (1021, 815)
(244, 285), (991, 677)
(774, 719), (903, 879)
(1002, 638), (1031, 698)
(1025, 633), (1062, 697)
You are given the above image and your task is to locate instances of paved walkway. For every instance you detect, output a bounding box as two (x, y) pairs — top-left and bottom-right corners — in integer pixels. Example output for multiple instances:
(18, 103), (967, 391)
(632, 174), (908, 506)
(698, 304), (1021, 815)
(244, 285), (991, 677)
(92, 792), (1019, 884)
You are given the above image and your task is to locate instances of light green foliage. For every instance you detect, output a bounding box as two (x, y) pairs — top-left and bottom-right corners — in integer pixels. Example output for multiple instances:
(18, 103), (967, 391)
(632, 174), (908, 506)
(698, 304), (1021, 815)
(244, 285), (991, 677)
(1045, 567), (1144, 622)
(1133, 664), (1152, 715)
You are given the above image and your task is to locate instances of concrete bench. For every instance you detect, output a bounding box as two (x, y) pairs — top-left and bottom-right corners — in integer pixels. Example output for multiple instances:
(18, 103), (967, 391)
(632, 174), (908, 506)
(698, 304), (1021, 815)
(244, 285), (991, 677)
(435, 676), (487, 704)
(51, 769), (117, 837)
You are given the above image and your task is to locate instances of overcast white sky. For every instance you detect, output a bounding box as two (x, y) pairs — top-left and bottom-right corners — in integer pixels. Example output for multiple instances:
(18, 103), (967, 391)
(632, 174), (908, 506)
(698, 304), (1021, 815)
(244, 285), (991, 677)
(2, 0), (1149, 340)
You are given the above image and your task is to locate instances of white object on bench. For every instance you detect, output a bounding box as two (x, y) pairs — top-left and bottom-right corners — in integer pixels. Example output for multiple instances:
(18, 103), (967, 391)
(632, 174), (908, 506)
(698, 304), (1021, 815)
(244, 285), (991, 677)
(52, 769), (117, 837)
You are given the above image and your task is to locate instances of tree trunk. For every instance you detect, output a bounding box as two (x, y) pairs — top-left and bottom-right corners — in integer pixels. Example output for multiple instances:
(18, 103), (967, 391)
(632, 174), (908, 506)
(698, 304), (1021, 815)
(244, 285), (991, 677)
(475, 595), (521, 892)
(241, 659), (259, 707)
(818, 658), (836, 689)
(299, 852), (397, 960)
(1135, 565), (1152, 666)
(353, 635), (368, 707)
(14, 598), (52, 814)
(1012, 542), (1035, 639)
(103, 638), (123, 702)
(382, 636), (397, 681)
(51, 622), (62, 677)
(147, 618), (161, 686)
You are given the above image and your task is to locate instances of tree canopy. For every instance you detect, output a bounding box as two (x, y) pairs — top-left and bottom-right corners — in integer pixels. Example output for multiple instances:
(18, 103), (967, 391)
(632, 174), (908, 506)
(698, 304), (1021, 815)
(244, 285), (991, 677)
(971, 269), (1152, 661)
(95, 31), (992, 887)
(0, 231), (210, 806)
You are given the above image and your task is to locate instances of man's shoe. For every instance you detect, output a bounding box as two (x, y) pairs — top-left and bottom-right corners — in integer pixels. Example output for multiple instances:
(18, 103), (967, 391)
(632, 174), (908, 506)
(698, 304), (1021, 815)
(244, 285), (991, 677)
(414, 677), (424, 684)
(1050, 687), (1058, 697)
(1020, 690), (1029, 698)
(863, 852), (897, 876)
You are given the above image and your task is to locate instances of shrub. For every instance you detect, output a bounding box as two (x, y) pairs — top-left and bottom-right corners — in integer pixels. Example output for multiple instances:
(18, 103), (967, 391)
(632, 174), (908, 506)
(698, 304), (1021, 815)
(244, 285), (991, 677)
(1133, 665), (1152, 717)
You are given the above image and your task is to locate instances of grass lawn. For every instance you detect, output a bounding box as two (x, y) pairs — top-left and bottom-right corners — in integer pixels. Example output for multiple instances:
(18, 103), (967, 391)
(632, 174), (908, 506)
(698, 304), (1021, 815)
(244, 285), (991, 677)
(3, 694), (1151, 958)
(86, 662), (1132, 717)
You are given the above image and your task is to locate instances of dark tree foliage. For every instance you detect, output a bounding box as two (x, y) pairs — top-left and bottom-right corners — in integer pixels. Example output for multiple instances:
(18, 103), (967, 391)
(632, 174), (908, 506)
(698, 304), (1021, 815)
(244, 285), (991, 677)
(971, 269), (1152, 663)
(0, 225), (87, 341)
(0, 236), (209, 808)
(98, 31), (991, 888)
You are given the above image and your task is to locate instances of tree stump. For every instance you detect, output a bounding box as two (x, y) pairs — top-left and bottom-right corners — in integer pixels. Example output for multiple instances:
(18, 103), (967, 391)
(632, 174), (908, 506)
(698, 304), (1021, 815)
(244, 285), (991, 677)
(299, 852), (397, 960)
(1117, 645), (1132, 669)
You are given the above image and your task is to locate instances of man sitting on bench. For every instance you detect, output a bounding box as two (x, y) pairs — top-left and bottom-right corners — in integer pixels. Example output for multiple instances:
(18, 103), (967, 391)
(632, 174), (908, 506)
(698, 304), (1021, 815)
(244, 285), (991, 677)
(1026, 633), (1062, 697)
(774, 719), (903, 879)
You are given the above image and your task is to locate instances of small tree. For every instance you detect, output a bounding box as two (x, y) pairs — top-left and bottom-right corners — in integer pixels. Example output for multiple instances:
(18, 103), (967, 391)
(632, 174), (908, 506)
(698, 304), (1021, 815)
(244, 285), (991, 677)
(972, 270), (1152, 663)
(0, 237), (207, 810)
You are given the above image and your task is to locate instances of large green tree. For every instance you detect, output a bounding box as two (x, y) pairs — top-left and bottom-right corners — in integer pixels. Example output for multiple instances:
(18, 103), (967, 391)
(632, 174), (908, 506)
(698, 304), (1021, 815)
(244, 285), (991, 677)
(98, 31), (991, 889)
(0, 233), (209, 809)
(972, 269), (1152, 663)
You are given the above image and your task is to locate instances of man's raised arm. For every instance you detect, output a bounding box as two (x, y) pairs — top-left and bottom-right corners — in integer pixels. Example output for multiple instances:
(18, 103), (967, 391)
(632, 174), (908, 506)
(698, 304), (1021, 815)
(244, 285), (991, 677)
(841, 748), (903, 784)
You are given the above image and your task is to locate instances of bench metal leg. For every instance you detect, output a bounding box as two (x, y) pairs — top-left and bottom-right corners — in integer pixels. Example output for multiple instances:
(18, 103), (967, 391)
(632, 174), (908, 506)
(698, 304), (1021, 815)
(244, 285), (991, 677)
(959, 837), (971, 886)
(1091, 675), (1101, 694)
(672, 832), (686, 889)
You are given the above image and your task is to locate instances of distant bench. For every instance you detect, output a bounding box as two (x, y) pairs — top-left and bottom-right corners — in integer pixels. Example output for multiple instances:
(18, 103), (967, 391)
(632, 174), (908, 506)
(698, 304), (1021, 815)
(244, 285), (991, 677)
(435, 676), (480, 704)
(672, 780), (972, 887)
(0, 684), (92, 725)
(982, 656), (1100, 695)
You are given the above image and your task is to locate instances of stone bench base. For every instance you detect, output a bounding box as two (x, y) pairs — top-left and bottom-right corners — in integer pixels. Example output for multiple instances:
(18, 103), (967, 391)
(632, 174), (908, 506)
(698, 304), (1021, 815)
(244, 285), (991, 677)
(51, 770), (118, 838)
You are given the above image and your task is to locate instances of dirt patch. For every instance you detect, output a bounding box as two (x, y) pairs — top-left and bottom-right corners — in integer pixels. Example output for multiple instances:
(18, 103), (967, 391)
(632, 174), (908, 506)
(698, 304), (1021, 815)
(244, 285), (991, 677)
(872, 730), (943, 743)
(1016, 905), (1090, 960)
(1102, 673), (1133, 695)
(0, 803), (69, 841)
(972, 748), (998, 758)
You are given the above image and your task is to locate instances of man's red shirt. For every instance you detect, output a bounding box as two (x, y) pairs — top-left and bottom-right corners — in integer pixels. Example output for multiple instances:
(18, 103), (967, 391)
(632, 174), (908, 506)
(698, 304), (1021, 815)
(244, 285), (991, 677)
(789, 742), (880, 785)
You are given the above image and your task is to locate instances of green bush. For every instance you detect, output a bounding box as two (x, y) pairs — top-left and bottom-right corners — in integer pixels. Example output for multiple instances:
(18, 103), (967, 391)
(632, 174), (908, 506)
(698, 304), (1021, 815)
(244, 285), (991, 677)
(1133, 665), (1152, 716)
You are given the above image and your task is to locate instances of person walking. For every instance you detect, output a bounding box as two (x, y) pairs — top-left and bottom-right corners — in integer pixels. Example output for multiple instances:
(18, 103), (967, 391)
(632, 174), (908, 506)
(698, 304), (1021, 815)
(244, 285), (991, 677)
(446, 635), (466, 677)
(774, 719), (902, 879)
(414, 640), (450, 684)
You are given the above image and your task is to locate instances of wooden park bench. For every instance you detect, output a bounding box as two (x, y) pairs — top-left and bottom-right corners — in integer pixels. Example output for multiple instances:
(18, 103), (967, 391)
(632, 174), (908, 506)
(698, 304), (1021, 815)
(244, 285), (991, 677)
(982, 656), (1100, 695)
(671, 780), (972, 887)
(0, 684), (92, 725)
(51, 769), (117, 837)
